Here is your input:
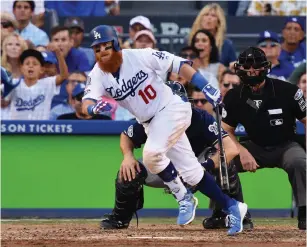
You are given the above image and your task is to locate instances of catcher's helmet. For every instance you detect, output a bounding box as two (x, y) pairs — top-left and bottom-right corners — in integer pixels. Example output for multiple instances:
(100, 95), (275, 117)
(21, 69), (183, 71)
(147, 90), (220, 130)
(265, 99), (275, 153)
(234, 47), (271, 86)
(165, 81), (188, 102)
(89, 25), (120, 51)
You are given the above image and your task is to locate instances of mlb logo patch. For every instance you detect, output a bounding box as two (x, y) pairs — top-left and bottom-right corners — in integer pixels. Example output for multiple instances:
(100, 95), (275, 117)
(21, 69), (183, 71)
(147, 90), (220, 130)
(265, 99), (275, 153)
(270, 119), (283, 126)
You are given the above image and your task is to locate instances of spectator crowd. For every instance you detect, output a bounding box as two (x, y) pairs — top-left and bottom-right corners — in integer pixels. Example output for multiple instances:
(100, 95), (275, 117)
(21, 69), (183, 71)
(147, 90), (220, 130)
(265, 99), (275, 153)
(1, 1), (306, 121)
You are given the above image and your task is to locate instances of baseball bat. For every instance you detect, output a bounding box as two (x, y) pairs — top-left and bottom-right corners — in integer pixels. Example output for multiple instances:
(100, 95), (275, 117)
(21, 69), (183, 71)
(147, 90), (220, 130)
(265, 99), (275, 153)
(215, 104), (230, 192)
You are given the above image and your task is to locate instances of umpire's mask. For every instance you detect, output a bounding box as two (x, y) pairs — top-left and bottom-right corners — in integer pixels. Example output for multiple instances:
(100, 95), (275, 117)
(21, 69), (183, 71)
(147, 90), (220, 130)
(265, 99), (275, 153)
(234, 47), (271, 87)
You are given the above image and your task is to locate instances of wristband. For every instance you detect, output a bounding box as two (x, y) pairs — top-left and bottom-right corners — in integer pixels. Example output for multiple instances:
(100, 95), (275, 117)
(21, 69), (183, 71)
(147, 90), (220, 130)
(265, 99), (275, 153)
(190, 72), (209, 91)
(87, 105), (95, 116)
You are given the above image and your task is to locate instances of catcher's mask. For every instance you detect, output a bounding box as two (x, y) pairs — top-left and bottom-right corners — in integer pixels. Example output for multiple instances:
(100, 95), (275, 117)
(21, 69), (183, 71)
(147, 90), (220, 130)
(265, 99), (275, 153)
(234, 47), (271, 87)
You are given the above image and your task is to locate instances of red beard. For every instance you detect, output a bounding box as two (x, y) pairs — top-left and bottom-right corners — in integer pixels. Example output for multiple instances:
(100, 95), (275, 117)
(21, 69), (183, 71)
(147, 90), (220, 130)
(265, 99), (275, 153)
(96, 50), (123, 73)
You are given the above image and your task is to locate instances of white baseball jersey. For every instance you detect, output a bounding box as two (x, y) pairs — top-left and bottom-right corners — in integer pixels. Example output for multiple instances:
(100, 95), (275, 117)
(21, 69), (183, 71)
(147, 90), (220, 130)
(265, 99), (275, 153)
(83, 48), (176, 123)
(5, 76), (59, 120)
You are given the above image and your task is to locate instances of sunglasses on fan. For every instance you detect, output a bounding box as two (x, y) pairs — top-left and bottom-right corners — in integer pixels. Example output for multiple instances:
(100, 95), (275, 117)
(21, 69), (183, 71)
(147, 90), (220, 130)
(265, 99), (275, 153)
(1, 21), (14, 28)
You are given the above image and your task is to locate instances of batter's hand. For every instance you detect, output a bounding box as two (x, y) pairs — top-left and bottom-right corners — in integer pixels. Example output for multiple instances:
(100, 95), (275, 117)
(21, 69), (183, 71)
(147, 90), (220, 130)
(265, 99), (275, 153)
(239, 147), (260, 172)
(202, 84), (222, 106)
(89, 100), (112, 115)
(119, 155), (141, 182)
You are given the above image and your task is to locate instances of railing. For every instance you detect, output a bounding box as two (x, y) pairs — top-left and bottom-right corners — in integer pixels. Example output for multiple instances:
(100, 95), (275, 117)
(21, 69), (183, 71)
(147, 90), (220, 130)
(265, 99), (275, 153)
(83, 33), (267, 54)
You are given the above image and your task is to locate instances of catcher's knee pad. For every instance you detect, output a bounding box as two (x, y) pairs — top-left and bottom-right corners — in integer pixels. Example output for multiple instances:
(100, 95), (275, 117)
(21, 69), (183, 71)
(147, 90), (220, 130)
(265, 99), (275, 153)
(115, 162), (147, 212)
(210, 160), (243, 212)
(227, 161), (244, 201)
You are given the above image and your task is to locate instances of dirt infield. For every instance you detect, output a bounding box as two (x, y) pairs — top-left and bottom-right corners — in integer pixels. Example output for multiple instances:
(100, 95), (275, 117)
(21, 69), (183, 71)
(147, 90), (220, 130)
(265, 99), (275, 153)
(1, 218), (306, 247)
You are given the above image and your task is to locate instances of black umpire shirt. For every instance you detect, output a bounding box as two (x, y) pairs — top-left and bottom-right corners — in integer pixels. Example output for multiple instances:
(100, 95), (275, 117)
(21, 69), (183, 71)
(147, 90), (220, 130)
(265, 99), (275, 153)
(222, 77), (306, 146)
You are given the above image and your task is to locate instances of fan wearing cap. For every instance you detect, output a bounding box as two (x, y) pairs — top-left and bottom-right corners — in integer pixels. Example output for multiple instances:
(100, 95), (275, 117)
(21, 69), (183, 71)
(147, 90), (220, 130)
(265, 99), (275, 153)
(40, 51), (58, 78)
(257, 30), (295, 81)
(134, 30), (156, 49)
(64, 17), (96, 68)
(222, 46), (306, 230)
(122, 15), (152, 49)
(3, 48), (69, 120)
(280, 17), (306, 68)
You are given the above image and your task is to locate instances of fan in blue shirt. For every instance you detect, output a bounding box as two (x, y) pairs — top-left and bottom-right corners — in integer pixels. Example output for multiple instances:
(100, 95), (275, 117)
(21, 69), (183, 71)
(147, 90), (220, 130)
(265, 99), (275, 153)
(280, 17), (306, 68)
(257, 30), (295, 81)
(13, 1), (49, 46)
(49, 26), (92, 108)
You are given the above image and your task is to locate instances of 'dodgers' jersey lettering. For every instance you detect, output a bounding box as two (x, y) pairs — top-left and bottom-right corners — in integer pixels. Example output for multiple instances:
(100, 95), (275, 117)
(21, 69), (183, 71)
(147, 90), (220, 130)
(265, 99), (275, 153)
(83, 48), (176, 123)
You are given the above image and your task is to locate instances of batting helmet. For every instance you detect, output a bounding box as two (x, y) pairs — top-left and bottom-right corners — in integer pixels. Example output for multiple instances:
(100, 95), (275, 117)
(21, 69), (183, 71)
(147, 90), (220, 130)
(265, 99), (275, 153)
(234, 47), (271, 86)
(165, 81), (188, 102)
(89, 25), (120, 51)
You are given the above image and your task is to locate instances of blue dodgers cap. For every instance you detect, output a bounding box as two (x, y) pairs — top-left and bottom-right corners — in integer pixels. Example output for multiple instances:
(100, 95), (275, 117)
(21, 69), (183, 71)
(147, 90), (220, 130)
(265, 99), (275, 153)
(72, 83), (86, 98)
(89, 25), (120, 51)
(41, 51), (58, 64)
(257, 30), (280, 44)
(284, 17), (305, 32)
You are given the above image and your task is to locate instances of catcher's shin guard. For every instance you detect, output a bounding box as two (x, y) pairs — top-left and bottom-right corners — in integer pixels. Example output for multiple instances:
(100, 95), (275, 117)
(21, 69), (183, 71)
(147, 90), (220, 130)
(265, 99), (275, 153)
(101, 162), (147, 229)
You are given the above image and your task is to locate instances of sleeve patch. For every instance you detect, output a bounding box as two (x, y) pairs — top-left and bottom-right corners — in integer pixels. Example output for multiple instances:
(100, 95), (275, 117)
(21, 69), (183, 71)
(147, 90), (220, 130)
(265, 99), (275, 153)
(294, 89), (303, 100)
(127, 125), (134, 137)
(298, 98), (306, 112)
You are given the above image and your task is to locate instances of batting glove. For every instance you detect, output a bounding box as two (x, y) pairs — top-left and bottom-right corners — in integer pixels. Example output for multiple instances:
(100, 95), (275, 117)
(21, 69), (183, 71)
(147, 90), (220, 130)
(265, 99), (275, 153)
(88, 100), (112, 116)
(202, 84), (222, 106)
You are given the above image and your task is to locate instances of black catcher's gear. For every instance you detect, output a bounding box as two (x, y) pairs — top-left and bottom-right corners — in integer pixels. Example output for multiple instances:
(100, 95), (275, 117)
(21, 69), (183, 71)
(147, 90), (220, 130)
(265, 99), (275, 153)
(298, 206), (306, 230)
(100, 163), (147, 229)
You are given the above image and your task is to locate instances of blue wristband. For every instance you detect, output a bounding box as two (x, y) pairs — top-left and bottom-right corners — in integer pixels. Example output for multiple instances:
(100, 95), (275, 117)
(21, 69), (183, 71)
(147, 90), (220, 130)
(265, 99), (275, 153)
(87, 105), (95, 116)
(190, 72), (209, 90)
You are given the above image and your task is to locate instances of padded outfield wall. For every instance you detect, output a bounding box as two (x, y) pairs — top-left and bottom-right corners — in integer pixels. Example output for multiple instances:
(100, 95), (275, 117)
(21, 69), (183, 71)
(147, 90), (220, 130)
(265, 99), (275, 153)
(2, 120), (303, 218)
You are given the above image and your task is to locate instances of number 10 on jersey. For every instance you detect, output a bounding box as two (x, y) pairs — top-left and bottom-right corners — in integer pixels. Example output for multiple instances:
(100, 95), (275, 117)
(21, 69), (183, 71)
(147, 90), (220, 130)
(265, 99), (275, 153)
(138, 85), (157, 104)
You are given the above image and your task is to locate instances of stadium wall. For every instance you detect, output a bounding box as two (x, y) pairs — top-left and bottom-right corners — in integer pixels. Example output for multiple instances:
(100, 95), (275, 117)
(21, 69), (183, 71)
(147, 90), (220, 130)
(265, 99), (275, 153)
(2, 120), (303, 218)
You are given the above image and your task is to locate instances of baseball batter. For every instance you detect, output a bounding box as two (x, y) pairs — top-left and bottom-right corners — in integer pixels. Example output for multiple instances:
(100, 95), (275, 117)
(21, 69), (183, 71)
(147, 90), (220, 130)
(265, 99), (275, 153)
(81, 25), (247, 235)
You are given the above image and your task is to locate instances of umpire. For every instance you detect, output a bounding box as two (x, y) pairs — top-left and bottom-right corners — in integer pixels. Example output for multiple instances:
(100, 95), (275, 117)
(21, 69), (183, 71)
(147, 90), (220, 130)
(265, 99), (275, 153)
(221, 47), (306, 230)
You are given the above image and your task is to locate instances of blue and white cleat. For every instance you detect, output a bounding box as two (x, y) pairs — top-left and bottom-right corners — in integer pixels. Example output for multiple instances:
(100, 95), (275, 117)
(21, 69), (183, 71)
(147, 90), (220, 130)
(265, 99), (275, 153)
(225, 200), (248, 236)
(177, 191), (198, 225)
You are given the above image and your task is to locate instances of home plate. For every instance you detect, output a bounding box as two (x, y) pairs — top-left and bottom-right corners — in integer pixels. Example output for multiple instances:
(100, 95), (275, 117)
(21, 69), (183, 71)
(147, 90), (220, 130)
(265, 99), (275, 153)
(127, 236), (183, 240)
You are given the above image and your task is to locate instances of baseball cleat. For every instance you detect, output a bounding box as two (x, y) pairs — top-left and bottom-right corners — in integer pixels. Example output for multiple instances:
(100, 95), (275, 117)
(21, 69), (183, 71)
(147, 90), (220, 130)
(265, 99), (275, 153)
(177, 191), (198, 225)
(225, 200), (248, 236)
(203, 210), (254, 230)
(100, 213), (130, 229)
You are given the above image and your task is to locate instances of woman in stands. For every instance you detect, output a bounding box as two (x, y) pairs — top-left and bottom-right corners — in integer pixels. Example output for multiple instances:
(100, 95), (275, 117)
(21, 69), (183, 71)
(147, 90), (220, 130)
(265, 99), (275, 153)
(190, 29), (225, 88)
(1, 33), (28, 79)
(189, 3), (236, 67)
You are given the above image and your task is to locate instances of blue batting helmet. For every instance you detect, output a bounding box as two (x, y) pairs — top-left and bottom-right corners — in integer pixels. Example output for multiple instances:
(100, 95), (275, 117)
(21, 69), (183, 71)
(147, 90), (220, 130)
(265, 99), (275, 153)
(89, 25), (120, 51)
(165, 81), (188, 102)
